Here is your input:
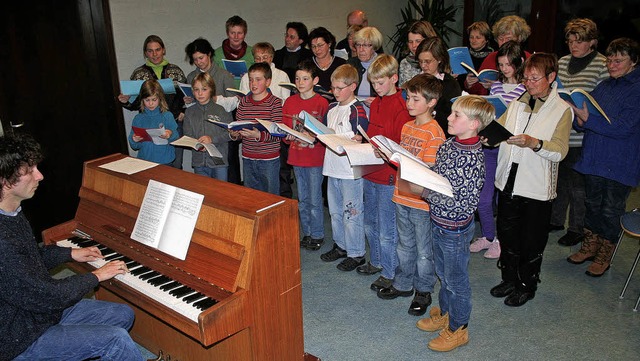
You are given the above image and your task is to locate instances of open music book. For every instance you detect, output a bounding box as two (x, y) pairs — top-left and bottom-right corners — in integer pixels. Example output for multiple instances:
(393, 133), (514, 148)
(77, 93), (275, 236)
(170, 136), (223, 159)
(448, 47), (474, 75)
(478, 120), (513, 146)
(357, 125), (452, 197)
(256, 118), (313, 144)
(299, 110), (334, 135)
(460, 62), (499, 83)
(558, 88), (611, 123)
(131, 180), (204, 260)
(221, 59), (248, 79)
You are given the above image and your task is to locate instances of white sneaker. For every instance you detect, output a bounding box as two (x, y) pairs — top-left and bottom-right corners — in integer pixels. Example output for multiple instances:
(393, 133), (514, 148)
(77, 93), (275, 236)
(470, 237), (491, 253)
(484, 239), (501, 259)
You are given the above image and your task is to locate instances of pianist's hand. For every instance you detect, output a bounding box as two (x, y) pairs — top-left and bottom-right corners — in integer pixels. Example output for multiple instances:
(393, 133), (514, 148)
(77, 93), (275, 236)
(92, 260), (129, 282)
(71, 246), (104, 262)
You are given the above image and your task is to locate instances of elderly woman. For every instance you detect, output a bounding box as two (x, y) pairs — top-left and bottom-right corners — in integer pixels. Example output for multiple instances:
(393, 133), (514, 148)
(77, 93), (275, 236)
(415, 37), (461, 137)
(465, 15), (531, 95)
(550, 18), (609, 247)
(117, 35), (186, 168)
(490, 53), (572, 307)
(347, 26), (384, 108)
(398, 20), (438, 86)
(308, 27), (347, 95)
(567, 38), (640, 277)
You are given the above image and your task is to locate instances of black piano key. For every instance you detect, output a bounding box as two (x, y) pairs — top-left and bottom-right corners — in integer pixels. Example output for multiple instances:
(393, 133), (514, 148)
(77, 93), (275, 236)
(169, 286), (194, 298)
(147, 275), (172, 286)
(119, 257), (132, 264)
(160, 281), (181, 291)
(193, 298), (218, 310)
(139, 271), (160, 280)
(99, 247), (116, 256)
(130, 266), (151, 276)
(96, 244), (108, 251)
(67, 236), (84, 243)
(77, 239), (98, 248)
(183, 292), (206, 304)
(104, 253), (123, 261)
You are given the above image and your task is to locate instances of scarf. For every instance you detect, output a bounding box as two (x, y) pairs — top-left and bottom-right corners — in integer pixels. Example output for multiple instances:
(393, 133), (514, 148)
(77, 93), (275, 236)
(145, 58), (168, 79)
(222, 38), (248, 60)
(567, 50), (597, 75)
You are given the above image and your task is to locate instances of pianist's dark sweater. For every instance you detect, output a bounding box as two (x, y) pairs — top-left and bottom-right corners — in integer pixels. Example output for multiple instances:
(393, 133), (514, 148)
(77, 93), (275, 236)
(0, 211), (99, 361)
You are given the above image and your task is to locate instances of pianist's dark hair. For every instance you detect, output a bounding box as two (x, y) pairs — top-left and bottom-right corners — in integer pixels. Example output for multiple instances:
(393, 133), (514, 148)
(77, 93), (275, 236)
(0, 133), (43, 199)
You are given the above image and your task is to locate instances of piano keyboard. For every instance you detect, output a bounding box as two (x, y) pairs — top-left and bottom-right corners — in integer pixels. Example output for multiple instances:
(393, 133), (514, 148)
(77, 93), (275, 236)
(57, 237), (218, 322)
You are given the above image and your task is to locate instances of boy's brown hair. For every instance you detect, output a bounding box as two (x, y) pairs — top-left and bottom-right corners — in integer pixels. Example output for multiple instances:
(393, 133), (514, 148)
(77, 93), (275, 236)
(248, 62), (272, 80)
(404, 73), (442, 104)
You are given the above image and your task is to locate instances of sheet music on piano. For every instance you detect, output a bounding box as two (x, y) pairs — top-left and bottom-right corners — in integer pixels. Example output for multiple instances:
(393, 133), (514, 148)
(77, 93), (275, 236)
(131, 179), (204, 260)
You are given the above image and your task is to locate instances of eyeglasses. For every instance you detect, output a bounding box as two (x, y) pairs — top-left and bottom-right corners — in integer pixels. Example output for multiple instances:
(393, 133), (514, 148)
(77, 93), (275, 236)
(310, 42), (327, 50)
(418, 58), (438, 66)
(354, 43), (373, 48)
(522, 75), (546, 83)
(606, 57), (629, 65)
(331, 85), (350, 92)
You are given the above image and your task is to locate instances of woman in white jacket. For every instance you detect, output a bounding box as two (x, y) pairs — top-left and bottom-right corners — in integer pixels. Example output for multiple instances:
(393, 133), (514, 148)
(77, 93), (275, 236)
(488, 53), (572, 307)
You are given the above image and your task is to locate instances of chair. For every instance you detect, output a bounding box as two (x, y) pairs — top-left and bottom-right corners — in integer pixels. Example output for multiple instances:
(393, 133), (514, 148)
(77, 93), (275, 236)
(611, 208), (640, 311)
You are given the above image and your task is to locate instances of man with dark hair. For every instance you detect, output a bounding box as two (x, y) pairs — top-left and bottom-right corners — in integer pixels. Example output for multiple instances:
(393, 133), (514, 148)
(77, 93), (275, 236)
(0, 134), (143, 361)
(274, 21), (314, 82)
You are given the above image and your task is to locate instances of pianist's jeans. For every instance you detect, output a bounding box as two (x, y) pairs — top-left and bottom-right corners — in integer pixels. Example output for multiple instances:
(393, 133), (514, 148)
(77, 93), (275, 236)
(293, 165), (325, 239)
(14, 299), (144, 361)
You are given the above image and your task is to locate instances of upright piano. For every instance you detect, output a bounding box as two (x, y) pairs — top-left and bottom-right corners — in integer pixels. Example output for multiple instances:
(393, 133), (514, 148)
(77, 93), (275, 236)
(43, 154), (315, 360)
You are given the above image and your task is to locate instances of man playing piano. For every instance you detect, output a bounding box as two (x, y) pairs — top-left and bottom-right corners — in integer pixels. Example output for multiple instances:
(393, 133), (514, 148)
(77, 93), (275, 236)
(0, 134), (144, 361)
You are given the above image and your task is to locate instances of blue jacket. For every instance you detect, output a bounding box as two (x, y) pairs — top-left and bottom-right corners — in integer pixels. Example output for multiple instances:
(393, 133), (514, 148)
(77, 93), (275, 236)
(128, 107), (179, 164)
(574, 67), (640, 187)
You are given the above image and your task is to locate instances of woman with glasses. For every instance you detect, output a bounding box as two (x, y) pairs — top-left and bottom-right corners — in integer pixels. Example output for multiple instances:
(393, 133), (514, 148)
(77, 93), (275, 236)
(415, 37), (461, 137)
(550, 18), (609, 248)
(489, 53), (572, 307)
(347, 26), (384, 109)
(567, 38), (640, 277)
(308, 27), (346, 98)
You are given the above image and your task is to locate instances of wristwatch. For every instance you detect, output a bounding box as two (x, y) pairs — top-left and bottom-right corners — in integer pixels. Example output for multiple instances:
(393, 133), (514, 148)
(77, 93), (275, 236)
(533, 139), (543, 152)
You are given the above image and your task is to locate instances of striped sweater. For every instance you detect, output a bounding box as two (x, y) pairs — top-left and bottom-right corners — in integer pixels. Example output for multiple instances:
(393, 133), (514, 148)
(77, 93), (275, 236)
(236, 93), (283, 160)
(557, 52), (608, 147)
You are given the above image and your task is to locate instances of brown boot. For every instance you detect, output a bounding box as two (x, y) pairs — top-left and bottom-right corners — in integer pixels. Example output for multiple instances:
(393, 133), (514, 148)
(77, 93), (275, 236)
(567, 229), (602, 264)
(586, 237), (615, 277)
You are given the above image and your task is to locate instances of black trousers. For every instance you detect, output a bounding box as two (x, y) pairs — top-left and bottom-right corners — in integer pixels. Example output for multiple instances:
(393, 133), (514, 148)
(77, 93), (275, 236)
(496, 191), (552, 290)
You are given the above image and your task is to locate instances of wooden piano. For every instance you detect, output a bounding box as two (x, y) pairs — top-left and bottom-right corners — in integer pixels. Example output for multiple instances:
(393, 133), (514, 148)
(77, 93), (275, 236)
(43, 154), (317, 360)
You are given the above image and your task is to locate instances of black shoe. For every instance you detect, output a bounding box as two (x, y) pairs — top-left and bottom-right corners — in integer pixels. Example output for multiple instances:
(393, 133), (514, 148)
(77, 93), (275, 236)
(356, 262), (383, 275)
(305, 237), (325, 251)
(336, 256), (365, 271)
(548, 224), (564, 233)
(558, 231), (584, 246)
(320, 244), (347, 262)
(300, 236), (311, 248)
(408, 291), (432, 316)
(377, 285), (414, 300)
(490, 281), (515, 298)
(504, 289), (535, 307)
(370, 276), (393, 292)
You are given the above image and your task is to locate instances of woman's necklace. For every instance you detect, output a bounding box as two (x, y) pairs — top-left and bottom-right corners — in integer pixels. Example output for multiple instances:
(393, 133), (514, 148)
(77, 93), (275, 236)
(314, 56), (334, 71)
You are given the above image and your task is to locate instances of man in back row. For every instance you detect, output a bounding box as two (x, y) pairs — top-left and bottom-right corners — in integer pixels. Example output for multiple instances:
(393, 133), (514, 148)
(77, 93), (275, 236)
(0, 134), (143, 361)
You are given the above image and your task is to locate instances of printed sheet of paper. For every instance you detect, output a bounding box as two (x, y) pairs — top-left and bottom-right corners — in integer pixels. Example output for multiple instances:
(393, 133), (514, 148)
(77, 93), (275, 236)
(99, 157), (158, 175)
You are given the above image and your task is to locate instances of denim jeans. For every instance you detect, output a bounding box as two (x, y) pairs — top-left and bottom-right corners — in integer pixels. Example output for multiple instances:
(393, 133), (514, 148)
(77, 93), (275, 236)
(584, 175), (631, 242)
(14, 299), (143, 361)
(243, 157), (280, 195)
(551, 147), (586, 232)
(432, 222), (474, 331)
(327, 177), (365, 257)
(394, 203), (435, 293)
(194, 165), (228, 182)
(294, 166), (325, 239)
(364, 180), (398, 279)
(477, 147), (498, 239)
